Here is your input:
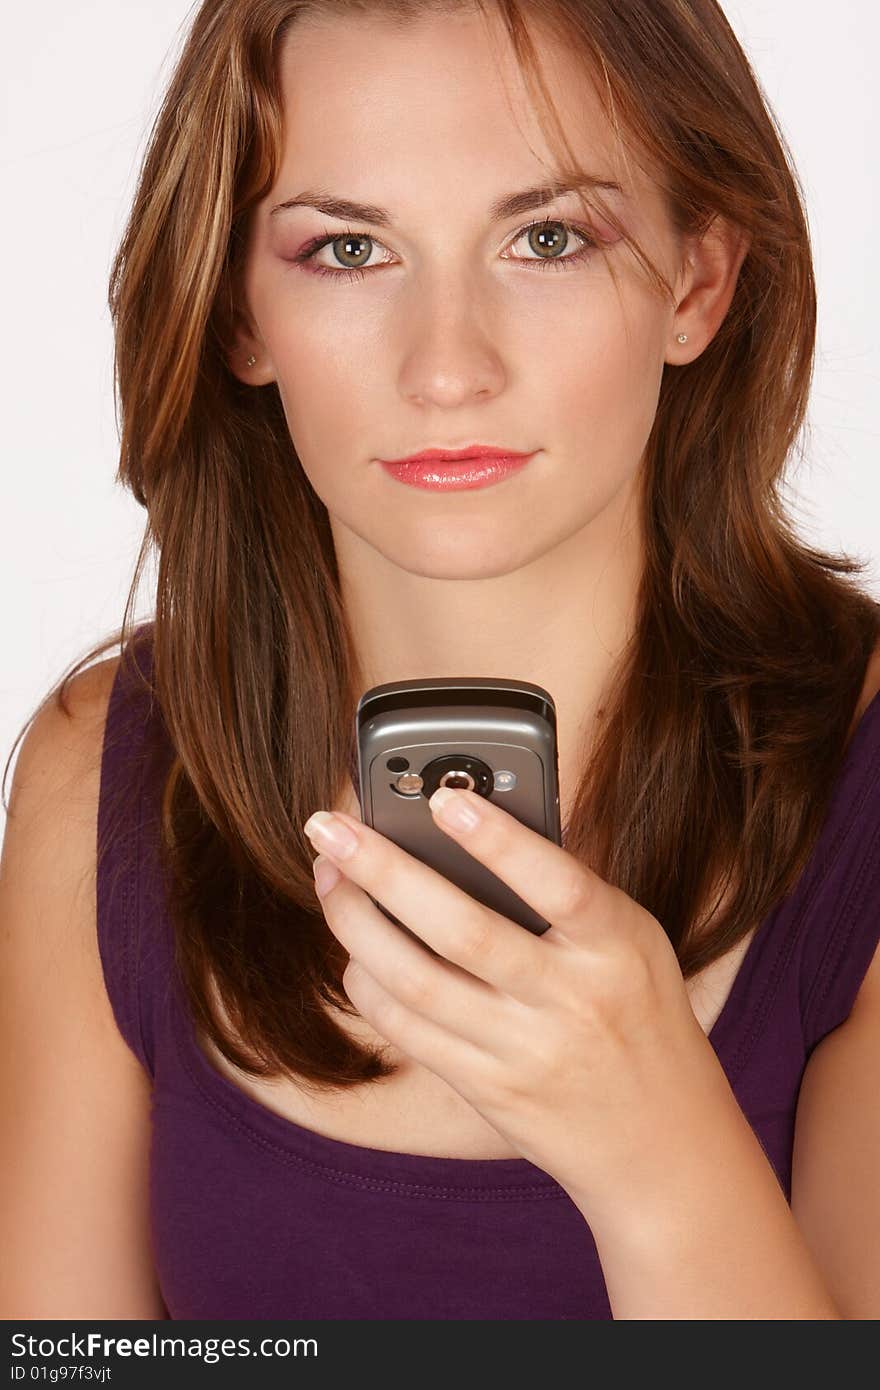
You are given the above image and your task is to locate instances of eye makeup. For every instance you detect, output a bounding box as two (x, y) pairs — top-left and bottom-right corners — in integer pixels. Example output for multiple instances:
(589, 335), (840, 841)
(285, 217), (609, 284)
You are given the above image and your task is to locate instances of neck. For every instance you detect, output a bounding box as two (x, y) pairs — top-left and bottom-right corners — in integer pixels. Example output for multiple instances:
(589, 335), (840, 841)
(332, 470), (645, 828)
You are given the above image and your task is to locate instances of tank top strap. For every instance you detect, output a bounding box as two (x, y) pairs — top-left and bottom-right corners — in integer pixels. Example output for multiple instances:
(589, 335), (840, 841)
(799, 689), (880, 1054)
(96, 621), (172, 1080)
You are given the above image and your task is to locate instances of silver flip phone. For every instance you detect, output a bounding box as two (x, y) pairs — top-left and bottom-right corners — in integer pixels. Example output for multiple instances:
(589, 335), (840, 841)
(354, 677), (561, 936)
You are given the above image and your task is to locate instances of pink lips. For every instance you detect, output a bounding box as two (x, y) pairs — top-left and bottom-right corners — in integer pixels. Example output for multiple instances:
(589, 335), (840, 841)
(378, 445), (537, 491)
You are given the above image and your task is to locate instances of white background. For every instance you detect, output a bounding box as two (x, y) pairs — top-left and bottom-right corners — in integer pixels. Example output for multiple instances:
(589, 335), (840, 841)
(1, 1), (878, 834)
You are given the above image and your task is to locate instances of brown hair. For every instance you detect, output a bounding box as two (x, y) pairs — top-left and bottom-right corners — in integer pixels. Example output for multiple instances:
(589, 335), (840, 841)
(5, 0), (879, 1095)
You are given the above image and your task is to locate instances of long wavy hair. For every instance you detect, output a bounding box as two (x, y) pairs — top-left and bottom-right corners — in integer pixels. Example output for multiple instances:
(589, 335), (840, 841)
(5, 0), (879, 1094)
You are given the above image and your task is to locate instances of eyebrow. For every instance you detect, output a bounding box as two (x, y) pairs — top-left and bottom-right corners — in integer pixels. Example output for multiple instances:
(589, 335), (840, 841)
(269, 176), (623, 225)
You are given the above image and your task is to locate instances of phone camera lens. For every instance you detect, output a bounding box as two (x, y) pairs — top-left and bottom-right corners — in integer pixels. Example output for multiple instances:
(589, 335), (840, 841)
(421, 754), (494, 800)
(441, 772), (473, 790)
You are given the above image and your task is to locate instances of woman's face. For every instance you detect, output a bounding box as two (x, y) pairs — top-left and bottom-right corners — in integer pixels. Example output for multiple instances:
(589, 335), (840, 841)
(235, 6), (689, 581)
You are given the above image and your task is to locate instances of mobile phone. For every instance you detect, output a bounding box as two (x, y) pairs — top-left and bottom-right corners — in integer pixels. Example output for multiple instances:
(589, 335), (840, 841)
(354, 677), (561, 936)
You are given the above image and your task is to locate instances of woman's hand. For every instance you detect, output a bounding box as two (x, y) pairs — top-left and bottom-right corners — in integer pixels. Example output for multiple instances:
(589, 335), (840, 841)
(302, 787), (714, 1214)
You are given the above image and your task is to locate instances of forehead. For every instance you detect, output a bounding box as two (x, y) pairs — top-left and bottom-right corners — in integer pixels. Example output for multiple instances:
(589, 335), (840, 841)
(271, 7), (653, 212)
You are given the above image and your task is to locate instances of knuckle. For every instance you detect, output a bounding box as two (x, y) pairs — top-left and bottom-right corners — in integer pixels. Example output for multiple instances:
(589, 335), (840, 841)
(589, 942), (654, 1013)
(589, 950), (629, 1001)
(460, 909), (539, 997)
(505, 934), (544, 996)
(395, 962), (432, 1010)
(555, 867), (594, 920)
(458, 910), (497, 965)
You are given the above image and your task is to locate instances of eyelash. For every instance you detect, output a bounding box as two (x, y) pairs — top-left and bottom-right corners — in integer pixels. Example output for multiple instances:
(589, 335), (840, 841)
(292, 218), (598, 282)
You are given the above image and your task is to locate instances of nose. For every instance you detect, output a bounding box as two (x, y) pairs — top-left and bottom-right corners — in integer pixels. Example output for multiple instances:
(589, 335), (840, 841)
(397, 278), (507, 409)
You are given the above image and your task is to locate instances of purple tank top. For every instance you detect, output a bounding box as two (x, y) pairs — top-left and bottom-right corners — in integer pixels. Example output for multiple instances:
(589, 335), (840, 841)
(96, 625), (880, 1319)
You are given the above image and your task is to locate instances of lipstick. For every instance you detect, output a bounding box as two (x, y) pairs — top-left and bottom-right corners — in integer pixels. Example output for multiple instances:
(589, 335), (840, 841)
(378, 445), (537, 492)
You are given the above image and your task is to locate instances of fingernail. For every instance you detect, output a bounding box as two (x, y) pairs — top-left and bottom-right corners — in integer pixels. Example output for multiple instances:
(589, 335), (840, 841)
(313, 854), (342, 896)
(303, 811), (359, 859)
(429, 786), (481, 830)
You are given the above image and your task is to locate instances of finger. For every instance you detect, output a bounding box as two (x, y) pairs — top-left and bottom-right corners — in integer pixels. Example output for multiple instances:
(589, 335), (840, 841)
(304, 811), (545, 1001)
(315, 860), (508, 1051)
(340, 953), (496, 1087)
(425, 786), (609, 944)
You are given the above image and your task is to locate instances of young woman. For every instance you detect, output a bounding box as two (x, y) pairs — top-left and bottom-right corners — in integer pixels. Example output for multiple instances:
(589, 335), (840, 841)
(2, 0), (878, 1321)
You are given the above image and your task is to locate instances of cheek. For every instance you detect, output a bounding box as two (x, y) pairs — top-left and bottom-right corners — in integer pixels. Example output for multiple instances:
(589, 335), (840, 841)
(550, 300), (665, 461)
(270, 317), (380, 466)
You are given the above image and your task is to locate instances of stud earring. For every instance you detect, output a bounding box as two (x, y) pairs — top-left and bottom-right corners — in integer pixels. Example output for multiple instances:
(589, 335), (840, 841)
(246, 354), (257, 366)
(676, 333), (688, 344)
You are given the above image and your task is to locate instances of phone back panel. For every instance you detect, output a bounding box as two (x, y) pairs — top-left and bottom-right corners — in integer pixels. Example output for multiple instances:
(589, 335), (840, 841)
(355, 678), (561, 935)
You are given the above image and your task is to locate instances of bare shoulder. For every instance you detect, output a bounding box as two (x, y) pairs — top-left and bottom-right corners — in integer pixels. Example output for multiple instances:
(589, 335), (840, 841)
(790, 949), (880, 1318)
(788, 642), (880, 1319)
(0, 651), (166, 1318)
(7, 654), (122, 826)
(2, 653), (125, 932)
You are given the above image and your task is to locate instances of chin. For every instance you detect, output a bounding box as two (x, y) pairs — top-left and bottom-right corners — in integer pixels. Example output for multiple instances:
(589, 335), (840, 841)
(376, 531), (558, 582)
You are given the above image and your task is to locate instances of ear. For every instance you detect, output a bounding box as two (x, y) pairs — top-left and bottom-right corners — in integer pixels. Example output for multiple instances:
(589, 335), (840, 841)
(223, 308), (276, 387)
(667, 215), (751, 364)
